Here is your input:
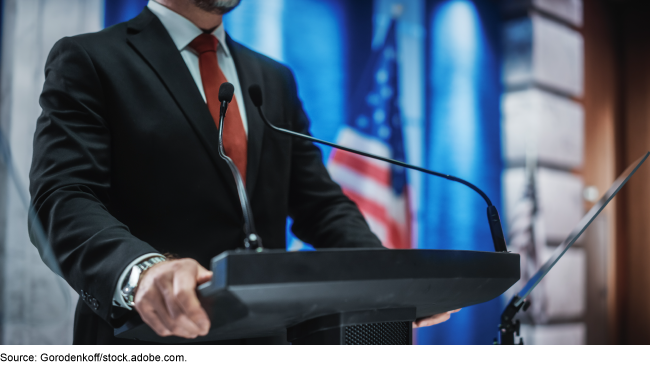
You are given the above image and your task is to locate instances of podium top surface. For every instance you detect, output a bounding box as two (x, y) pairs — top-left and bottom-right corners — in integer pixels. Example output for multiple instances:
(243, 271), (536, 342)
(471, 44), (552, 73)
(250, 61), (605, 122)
(116, 248), (520, 343)
(206, 247), (518, 287)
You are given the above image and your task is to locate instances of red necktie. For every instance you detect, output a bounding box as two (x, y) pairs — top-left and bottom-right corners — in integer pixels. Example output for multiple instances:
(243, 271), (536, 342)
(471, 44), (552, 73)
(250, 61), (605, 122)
(190, 33), (248, 184)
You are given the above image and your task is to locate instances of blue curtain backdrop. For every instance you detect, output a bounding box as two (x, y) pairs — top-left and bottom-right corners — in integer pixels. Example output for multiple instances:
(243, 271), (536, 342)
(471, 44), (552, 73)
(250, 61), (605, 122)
(104, 0), (148, 27)
(226, 0), (347, 160)
(417, 0), (503, 345)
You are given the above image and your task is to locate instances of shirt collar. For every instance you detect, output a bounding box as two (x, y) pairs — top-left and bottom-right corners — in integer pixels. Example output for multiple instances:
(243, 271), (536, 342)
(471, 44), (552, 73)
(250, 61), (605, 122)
(147, 0), (231, 57)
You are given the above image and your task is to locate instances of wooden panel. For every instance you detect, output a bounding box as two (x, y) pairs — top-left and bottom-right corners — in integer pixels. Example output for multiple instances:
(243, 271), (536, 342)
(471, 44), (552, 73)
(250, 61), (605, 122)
(582, 0), (620, 344)
(585, 0), (650, 344)
(620, 1), (650, 344)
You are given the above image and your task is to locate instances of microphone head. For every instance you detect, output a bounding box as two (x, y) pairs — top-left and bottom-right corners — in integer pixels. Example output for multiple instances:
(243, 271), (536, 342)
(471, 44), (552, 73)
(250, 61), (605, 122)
(218, 82), (235, 103)
(248, 85), (263, 107)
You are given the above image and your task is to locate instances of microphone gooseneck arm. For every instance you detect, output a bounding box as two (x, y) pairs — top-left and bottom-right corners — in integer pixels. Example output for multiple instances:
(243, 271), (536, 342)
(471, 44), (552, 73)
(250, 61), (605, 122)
(259, 110), (492, 204)
(249, 85), (507, 252)
(217, 97), (262, 250)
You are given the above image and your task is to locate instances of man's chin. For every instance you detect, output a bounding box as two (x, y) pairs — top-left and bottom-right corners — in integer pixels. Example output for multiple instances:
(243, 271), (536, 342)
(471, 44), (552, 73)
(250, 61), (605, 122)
(192, 0), (241, 15)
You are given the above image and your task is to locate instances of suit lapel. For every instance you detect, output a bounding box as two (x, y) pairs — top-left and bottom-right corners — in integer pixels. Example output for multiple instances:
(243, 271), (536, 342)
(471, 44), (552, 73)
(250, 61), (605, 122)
(227, 35), (265, 199)
(125, 9), (238, 200)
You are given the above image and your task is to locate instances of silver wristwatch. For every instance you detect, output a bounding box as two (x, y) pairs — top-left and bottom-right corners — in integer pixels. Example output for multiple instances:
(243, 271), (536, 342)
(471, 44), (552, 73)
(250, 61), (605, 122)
(121, 256), (167, 307)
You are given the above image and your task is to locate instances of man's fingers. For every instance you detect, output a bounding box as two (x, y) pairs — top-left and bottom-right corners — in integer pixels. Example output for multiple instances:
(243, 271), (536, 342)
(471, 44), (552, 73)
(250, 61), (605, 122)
(173, 263), (210, 334)
(154, 275), (204, 338)
(143, 314), (172, 337)
(162, 313), (203, 339)
(172, 286), (209, 336)
(173, 286), (210, 334)
(137, 301), (171, 337)
(412, 311), (455, 328)
(138, 284), (183, 336)
(134, 259), (210, 339)
(154, 275), (183, 319)
(415, 313), (450, 328)
(135, 278), (175, 337)
(197, 268), (213, 285)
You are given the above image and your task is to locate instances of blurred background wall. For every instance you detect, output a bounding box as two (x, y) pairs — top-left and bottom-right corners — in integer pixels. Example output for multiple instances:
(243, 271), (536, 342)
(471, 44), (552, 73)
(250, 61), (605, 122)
(0, 0), (102, 344)
(500, 0), (587, 344)
(0, 0), (648, 345)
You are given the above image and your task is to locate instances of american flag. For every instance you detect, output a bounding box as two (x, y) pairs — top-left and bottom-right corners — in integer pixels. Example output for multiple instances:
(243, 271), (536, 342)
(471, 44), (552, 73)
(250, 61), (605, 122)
(327, 22), (411, 249)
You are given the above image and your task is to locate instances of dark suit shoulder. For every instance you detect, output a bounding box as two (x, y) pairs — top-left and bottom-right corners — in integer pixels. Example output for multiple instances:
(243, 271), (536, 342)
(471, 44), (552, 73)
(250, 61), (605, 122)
(43, 25), (131, 79)
(51, 7), (156, 58)
(54, 19), (128, 50)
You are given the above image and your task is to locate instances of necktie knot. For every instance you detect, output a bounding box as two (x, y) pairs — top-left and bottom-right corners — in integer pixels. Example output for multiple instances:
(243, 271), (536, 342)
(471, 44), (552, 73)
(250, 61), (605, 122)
(189, 33), (218, 54)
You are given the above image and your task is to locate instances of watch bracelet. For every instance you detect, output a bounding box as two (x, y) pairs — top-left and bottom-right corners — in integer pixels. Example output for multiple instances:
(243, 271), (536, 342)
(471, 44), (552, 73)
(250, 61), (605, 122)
(122, 255), (170, 307)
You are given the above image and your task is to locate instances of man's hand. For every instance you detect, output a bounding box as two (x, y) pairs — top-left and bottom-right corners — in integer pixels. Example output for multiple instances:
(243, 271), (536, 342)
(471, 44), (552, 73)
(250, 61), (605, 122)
(134, 258), (213, 338)
(413, 309), (461, 328)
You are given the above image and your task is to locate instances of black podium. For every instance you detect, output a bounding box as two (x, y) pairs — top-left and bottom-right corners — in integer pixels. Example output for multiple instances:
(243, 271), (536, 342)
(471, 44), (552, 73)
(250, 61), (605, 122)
(115, 248), (519, 344)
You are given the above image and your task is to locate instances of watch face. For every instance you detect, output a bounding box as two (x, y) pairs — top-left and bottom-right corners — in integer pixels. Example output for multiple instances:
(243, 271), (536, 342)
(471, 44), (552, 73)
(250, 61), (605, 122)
(122, 265), (142, 294)
(123, 285), (134, 295)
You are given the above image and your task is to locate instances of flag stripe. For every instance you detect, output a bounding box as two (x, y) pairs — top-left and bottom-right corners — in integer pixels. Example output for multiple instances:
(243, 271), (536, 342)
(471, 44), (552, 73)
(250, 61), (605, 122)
(343, 187), (409, 249)
(329, 162), (407, 225)
(335, 128), (392, 164)
(330, 149), (391, 186)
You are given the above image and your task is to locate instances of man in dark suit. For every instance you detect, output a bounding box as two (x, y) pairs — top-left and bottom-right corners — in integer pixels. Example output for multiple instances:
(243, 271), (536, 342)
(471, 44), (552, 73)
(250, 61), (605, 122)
(30, 0), (456, 344)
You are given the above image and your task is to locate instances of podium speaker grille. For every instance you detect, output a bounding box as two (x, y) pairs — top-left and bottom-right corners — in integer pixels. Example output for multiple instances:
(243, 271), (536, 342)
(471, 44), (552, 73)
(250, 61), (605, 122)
(344, 321), (410, 345)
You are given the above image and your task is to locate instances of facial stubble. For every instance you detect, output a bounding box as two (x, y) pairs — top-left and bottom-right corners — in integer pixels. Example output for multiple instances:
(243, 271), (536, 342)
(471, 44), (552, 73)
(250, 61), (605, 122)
(191, 0), (241, 14)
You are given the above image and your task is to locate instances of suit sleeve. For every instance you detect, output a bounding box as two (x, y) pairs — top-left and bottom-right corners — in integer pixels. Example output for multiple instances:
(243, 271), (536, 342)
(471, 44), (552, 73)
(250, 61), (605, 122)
(283, 69), (383, 249)
(29, 37), (160, 325)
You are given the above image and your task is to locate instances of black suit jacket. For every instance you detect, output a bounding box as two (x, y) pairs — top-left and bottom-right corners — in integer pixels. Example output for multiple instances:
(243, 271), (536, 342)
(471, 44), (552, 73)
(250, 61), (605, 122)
(29, 8), (381, 344)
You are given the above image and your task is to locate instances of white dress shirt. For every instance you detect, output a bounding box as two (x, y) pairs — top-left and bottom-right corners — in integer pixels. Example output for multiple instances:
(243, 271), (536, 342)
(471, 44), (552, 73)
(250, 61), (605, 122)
(113, 0), (249, 309)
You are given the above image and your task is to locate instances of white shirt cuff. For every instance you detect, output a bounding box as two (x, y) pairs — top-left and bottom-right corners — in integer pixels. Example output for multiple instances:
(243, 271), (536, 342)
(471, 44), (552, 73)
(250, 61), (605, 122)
(112, 253), (166, 310)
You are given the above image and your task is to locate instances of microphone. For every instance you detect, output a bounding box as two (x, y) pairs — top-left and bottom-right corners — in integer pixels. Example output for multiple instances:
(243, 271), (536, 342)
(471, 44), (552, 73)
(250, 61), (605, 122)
(219, 82), (234, 115)
(218, 82), (262, 251)
(248, 84), (507, 253)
